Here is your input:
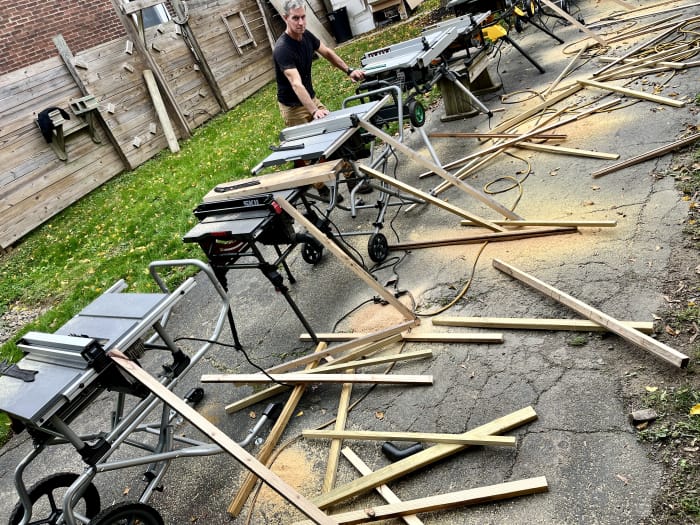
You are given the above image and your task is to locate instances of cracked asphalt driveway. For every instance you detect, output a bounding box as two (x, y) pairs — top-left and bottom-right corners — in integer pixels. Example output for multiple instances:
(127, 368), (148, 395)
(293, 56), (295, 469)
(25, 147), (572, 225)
(1, 1), (699, 523)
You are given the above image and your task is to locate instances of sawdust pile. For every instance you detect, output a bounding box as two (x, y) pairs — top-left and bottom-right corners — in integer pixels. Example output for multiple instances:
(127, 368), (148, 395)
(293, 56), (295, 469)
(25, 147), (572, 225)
(256, 445), (321, 519)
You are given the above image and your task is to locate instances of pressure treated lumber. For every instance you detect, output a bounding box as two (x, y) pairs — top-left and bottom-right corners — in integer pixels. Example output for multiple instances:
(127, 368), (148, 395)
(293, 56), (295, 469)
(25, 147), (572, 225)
(277, 197), (418, 320)
(592, 132), (700, 178)
(356, 164), (508, 230)
(202, 373), (433, 385)
(460, 219), (617, 227)
(388, 227), (577, 250)
(311, 406), (538, 509)
(224, 334), (404, 414)
(357, 117), (520, 223)
(298, 476), (548, 524)
(341, 448), (424, 525)
(303, 429), (516, 446)
(323, 368), (354, 493)
(108, 351), (335, 525)
(514, 142), (620, 160)
(265, 322), (417, 376)
(432, 316), (654, 334)
(299, 332), (503, 343)
(143, 70), (179, 153)
(227, 343), (326, 516)
(428, 132), (567, 140)
(578, 79), (685, 107)
(492, 259), (689, 368)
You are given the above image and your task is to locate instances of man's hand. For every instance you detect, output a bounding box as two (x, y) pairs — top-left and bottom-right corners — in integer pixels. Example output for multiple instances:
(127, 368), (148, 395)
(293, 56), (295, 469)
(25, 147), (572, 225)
(349, 69), (365, 83)
(313, 107), (330, 119)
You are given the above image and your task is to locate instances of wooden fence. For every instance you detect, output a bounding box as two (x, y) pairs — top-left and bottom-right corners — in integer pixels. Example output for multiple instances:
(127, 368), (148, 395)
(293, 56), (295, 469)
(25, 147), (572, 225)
(0, 0), (331, 250)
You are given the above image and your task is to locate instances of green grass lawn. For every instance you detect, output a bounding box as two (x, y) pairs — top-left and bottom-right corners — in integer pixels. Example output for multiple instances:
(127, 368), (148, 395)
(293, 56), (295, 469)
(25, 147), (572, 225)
(0, 1), (439, 445)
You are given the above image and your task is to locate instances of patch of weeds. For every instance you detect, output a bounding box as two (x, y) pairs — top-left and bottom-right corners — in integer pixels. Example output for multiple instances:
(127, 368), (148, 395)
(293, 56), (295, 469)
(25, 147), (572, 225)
(567, 334), (588, 346)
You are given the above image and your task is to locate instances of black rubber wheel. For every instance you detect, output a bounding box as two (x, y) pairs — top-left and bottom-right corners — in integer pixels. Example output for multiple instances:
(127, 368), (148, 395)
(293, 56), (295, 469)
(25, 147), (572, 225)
(407, 100), (425, 128)
(301, 239), (323, 265)
(9, 472), (101, 525)
(367, 233), (389, 263)
(514, 15), (524, 32)
(526, 0), (538, 16)
(88, 502), (164, 525)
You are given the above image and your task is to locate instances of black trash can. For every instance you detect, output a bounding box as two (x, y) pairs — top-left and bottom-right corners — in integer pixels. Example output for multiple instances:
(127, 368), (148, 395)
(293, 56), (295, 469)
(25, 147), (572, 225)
(328, 7), (352, 43)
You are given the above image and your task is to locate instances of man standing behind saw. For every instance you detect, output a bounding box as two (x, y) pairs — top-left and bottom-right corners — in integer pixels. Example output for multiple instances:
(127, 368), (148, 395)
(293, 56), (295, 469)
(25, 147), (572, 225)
(273, 0), (369, 200)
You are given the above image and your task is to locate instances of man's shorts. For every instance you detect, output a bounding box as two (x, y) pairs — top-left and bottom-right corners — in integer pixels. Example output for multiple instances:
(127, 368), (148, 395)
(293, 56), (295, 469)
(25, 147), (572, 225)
(278, 98), (327, 127)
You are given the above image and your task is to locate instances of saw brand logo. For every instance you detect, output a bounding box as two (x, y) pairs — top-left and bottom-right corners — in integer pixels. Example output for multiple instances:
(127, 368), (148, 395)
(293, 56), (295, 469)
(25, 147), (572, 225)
(243, 198), (262, 207)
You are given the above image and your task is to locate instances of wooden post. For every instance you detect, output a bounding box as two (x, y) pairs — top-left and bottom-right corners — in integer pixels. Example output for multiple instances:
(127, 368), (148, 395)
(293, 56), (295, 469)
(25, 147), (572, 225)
(492, 259), (689, 368)
(108, 351), (335, 524)
(143, 70), (180, 153)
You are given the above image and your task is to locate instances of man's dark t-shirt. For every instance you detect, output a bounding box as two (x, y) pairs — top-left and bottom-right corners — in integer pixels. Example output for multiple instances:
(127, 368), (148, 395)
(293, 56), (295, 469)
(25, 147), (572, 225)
(273, 31), (320, 106)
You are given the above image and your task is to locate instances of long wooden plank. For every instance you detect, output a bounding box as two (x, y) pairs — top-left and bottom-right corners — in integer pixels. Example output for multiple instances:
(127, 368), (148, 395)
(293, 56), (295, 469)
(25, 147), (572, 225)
(311, 406), (538, 509)
(303, 430), (516, 447)
(277, 197), (418, 320)
(578, 79), (685, 107)
(460, 219), (617, 227)
(341, 448), (423, 525)
(298, 477), (549, 524)
(592, 132), (700, 178)
(224, 334), (405, 414)
(514, 141), (620, 160)
(356, 164), (506, 230)
(108, 351), (335, 524)
(357, 118), (519, 224)
(298, 333), (503, 343)
(143, 69), (180, 153)
(227, 343), (326, 516)
(201, 373), (433, 385)
(389, 227), (577, 250)
(323, 368), (354, 492)
(492, 259), (689, 368)
(428, 132), (567, 140)
(432, 316), (654, 334)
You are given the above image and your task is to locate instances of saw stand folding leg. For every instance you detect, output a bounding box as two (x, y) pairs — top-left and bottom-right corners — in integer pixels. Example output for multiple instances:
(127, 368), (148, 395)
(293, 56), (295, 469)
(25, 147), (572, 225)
(4, 259), (280, 525)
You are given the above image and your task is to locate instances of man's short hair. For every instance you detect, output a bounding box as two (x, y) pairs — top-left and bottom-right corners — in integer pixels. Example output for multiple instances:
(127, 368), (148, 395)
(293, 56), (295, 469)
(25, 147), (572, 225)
(283, 0), (305, 15)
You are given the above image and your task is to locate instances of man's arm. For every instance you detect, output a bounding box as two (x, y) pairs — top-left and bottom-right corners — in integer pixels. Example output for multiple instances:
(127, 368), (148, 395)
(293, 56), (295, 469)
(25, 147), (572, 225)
(283, 67), (329, 119)
(317, 43), (366, 82)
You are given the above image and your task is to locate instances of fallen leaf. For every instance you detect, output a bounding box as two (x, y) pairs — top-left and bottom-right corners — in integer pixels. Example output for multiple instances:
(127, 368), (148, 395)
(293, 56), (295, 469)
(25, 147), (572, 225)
(296, 410), (304, 417)
(249, 411), (256, 419)
(123, 486), (131, 496)
(690, 404), (700, 416)
(645, 386), (658, 392)
(665, 325), (680, 336)
(375, 411), (385, 420)
(583, 200), (594, 206)
(616, 474), (629, 485)
(591, 185), (600, 190)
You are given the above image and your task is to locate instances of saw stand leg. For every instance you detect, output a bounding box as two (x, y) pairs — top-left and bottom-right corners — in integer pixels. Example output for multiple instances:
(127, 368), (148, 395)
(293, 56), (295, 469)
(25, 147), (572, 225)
(439, 67), (493, 118)
(500, 35), (546, 73)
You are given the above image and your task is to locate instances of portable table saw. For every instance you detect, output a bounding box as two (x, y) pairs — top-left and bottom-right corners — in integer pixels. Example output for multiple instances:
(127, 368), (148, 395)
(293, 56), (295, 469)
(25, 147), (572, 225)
(1, 260), (278, 525)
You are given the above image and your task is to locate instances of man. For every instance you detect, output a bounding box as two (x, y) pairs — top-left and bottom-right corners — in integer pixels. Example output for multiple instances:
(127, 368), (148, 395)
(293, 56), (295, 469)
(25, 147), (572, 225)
(273, 0), (369, 199)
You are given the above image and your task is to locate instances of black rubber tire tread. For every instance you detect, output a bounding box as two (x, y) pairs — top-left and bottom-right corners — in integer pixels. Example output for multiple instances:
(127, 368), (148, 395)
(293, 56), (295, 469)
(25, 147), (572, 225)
(407, 100), (426, 128)
(301, 240), (323, 265)
(368, 233), (389, 263)
(8, 472), (101, 525)
(88, 502), (164, 525)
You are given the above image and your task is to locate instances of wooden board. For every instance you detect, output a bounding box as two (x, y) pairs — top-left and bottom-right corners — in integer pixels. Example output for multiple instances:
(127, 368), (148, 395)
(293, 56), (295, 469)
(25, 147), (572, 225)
(514, 142), (620, 160)
(492, 259), (689, 368)
(432, 316), (654, 334)
(201, 372), (433, 385)
(203, 160), (345, 202)
(578, 79), (685, 107)
(108, 351), (335, 524)
(297, 476), (548, 524)
(323, 368), (354, 493)
(539, 0), (606, 45)
(311, 406), (538, 509)
(298, 332), (503, 343)
(303, 429), (516, 447)
(389, 227), (577, 250)
(460, 219), (617, 228)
